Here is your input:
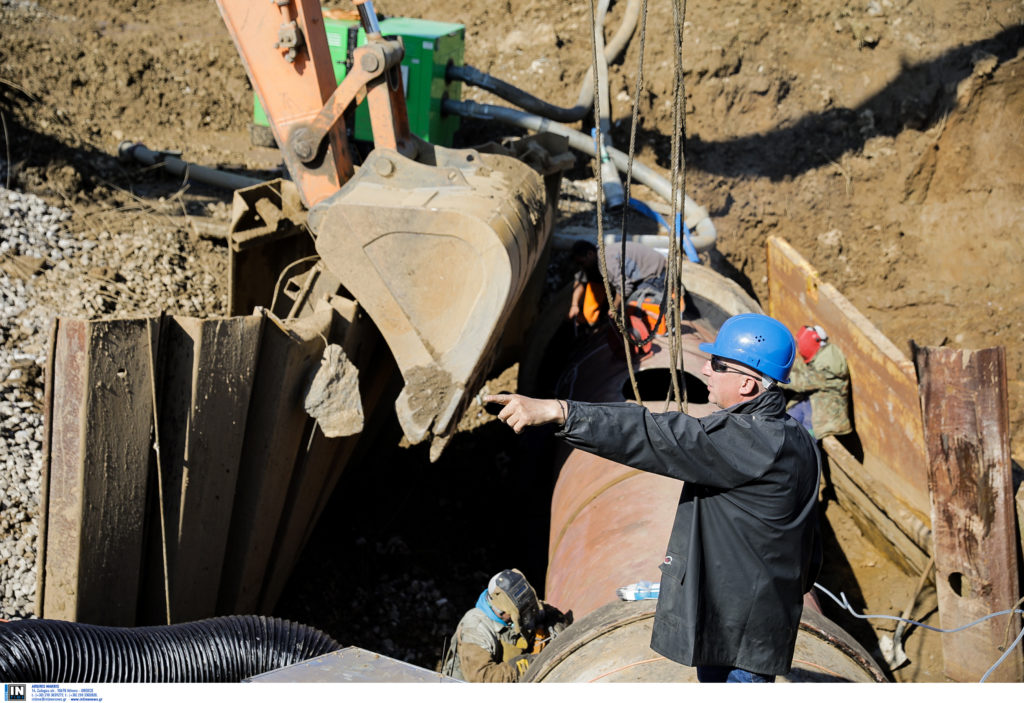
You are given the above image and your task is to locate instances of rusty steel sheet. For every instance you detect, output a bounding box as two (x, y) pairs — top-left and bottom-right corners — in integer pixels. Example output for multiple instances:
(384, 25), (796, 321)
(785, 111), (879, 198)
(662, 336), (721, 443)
(41, 305), (391, 626)
(822, 434), (931, 574)
(227, 179), (317, 318)
(256, 304), (397, 613)
(42, 318), (156, 625)
(34, 319), (57, 619)
(1018, 482), (1024, 585)
(766, 236), (931, 532)
(916, 345), (1022, 682)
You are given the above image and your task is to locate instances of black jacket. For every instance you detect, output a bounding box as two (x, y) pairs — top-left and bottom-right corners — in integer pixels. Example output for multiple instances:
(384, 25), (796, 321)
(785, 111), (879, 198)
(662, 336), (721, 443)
(557, 389), (821, 675)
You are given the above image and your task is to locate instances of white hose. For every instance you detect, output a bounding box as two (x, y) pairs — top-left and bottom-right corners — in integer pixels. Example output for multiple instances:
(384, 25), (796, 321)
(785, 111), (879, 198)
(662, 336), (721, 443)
(445, 100), (717, 253)
(117, 141), (264, 192)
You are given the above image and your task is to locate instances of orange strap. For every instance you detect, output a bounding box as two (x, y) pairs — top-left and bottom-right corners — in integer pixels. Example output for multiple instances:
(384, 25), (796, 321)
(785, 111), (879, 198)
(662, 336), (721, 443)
(638, 300), (668, 335)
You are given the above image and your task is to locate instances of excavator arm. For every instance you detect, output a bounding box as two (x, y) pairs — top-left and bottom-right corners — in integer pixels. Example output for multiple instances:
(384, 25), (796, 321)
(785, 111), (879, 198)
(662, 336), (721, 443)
(218, 0), (355, 205)
(216, 0), (572, 454)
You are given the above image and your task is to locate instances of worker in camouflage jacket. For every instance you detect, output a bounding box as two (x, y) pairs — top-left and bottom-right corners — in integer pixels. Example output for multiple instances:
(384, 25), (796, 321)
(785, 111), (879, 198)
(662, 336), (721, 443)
(442, 568), (570, 682)
(485, 314), (822, 682)
(786, 325), (852, 439)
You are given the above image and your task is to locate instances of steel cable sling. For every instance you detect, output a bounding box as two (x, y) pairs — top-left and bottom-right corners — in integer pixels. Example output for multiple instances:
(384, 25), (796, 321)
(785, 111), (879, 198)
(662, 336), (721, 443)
(590, 0), (690, 410)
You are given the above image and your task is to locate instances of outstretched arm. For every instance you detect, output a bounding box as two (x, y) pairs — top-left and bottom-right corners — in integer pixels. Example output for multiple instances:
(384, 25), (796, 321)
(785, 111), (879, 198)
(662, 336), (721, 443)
(568, 281), (585, 320)
(483, 393), (566, 434)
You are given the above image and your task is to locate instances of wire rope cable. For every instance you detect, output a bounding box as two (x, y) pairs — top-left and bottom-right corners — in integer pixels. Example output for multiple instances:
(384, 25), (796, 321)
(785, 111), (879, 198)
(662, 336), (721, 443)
(586, 0), (635, 381)
(582, 0), (692, 405)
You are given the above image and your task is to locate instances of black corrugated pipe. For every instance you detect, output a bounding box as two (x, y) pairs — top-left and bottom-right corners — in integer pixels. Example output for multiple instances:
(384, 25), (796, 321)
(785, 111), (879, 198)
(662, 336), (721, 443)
(445, 0), (639, 125)
(0, 616), (340, 682)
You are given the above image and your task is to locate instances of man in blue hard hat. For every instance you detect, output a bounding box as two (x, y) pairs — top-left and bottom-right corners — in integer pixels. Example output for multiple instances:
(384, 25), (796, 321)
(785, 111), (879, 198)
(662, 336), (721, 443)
(484, 313), (821, 683)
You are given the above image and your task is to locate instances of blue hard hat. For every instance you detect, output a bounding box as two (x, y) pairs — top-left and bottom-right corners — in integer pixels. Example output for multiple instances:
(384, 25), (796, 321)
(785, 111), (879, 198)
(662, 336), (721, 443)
(699, 313), (796, 383)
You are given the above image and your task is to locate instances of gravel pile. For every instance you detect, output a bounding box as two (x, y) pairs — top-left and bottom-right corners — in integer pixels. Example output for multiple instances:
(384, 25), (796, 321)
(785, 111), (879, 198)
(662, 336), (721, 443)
(0, 180), (228, 621)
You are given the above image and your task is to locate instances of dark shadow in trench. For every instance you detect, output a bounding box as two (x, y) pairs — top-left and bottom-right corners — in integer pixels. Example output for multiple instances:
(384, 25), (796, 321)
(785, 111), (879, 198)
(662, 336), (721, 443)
(272, 397), (557, 672)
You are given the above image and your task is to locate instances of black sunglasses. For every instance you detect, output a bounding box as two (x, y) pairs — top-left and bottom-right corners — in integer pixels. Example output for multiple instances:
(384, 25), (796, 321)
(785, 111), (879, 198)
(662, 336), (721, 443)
(710, 356), (757, 377)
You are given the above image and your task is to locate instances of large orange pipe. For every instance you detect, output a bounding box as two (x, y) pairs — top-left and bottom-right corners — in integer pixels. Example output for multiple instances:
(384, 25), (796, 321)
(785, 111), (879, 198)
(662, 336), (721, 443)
(547, 456), (679, 618)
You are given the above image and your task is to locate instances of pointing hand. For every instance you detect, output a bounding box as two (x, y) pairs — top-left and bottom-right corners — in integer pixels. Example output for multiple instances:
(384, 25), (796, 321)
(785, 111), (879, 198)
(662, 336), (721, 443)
(482, 394), (565, 434)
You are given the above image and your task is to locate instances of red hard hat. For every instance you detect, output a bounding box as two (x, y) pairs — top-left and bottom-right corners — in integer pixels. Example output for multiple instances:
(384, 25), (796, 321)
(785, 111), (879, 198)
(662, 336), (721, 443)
(796, 325), (827, 363)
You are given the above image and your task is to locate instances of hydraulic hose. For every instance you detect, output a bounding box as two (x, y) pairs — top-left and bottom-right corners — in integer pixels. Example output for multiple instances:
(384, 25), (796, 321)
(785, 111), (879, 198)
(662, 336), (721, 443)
(590, 0), (625, 210)
(445, 0), (639, 125)
(0, 615), (340, 683)
(444, 99), (717, 253)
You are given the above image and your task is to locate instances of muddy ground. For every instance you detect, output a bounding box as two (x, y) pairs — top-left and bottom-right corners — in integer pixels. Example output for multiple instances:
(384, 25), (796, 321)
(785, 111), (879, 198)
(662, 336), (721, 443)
(2, 0), (1023, 684)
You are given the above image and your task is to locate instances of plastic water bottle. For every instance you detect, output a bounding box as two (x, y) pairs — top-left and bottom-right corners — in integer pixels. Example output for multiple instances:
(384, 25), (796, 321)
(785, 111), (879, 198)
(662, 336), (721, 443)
(616, 580), (660, 601)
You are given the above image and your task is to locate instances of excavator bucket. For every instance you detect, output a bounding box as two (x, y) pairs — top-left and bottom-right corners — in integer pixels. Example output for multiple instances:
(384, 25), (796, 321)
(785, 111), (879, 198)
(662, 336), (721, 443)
(309, 136), (570, 455)
(217, 1), (570, 457)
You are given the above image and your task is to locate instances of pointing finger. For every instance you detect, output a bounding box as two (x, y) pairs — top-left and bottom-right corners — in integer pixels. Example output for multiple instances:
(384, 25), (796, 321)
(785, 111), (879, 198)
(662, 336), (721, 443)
(483, 393), (515, 417)
(482, 394), (513, 405)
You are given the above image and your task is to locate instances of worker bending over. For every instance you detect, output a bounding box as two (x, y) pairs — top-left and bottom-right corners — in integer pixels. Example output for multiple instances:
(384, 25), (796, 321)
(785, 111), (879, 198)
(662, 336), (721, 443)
(568, 240), (667, 326)
(442, 568), (571, 682)
(485, 314), (821, 683)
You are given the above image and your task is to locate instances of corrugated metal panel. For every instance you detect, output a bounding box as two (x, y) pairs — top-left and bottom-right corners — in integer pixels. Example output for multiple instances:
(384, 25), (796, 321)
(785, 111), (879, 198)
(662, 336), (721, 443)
(140, 315), (264, 623)
(42, 318), (155, 625)
(40, 308), (363, 626)
(217, 310), (333, 614)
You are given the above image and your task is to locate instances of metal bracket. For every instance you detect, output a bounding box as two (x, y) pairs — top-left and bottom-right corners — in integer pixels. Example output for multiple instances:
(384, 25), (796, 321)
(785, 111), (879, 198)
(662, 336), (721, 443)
(275, 20), (305, 62)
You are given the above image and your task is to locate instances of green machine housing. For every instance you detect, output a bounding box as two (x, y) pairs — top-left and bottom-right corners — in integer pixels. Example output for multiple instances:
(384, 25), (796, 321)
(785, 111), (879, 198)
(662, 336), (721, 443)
(253, 16), (465, 147)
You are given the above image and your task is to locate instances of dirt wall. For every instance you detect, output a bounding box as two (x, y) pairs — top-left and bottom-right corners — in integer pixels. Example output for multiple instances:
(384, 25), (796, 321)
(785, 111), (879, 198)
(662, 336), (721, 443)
(3, 0), (1020, 458)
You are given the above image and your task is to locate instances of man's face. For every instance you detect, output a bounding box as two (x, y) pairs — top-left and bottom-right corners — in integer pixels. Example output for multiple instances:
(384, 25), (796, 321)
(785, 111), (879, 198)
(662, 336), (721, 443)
(702, 355), (759, 408)
(574, 249), (597, 273)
